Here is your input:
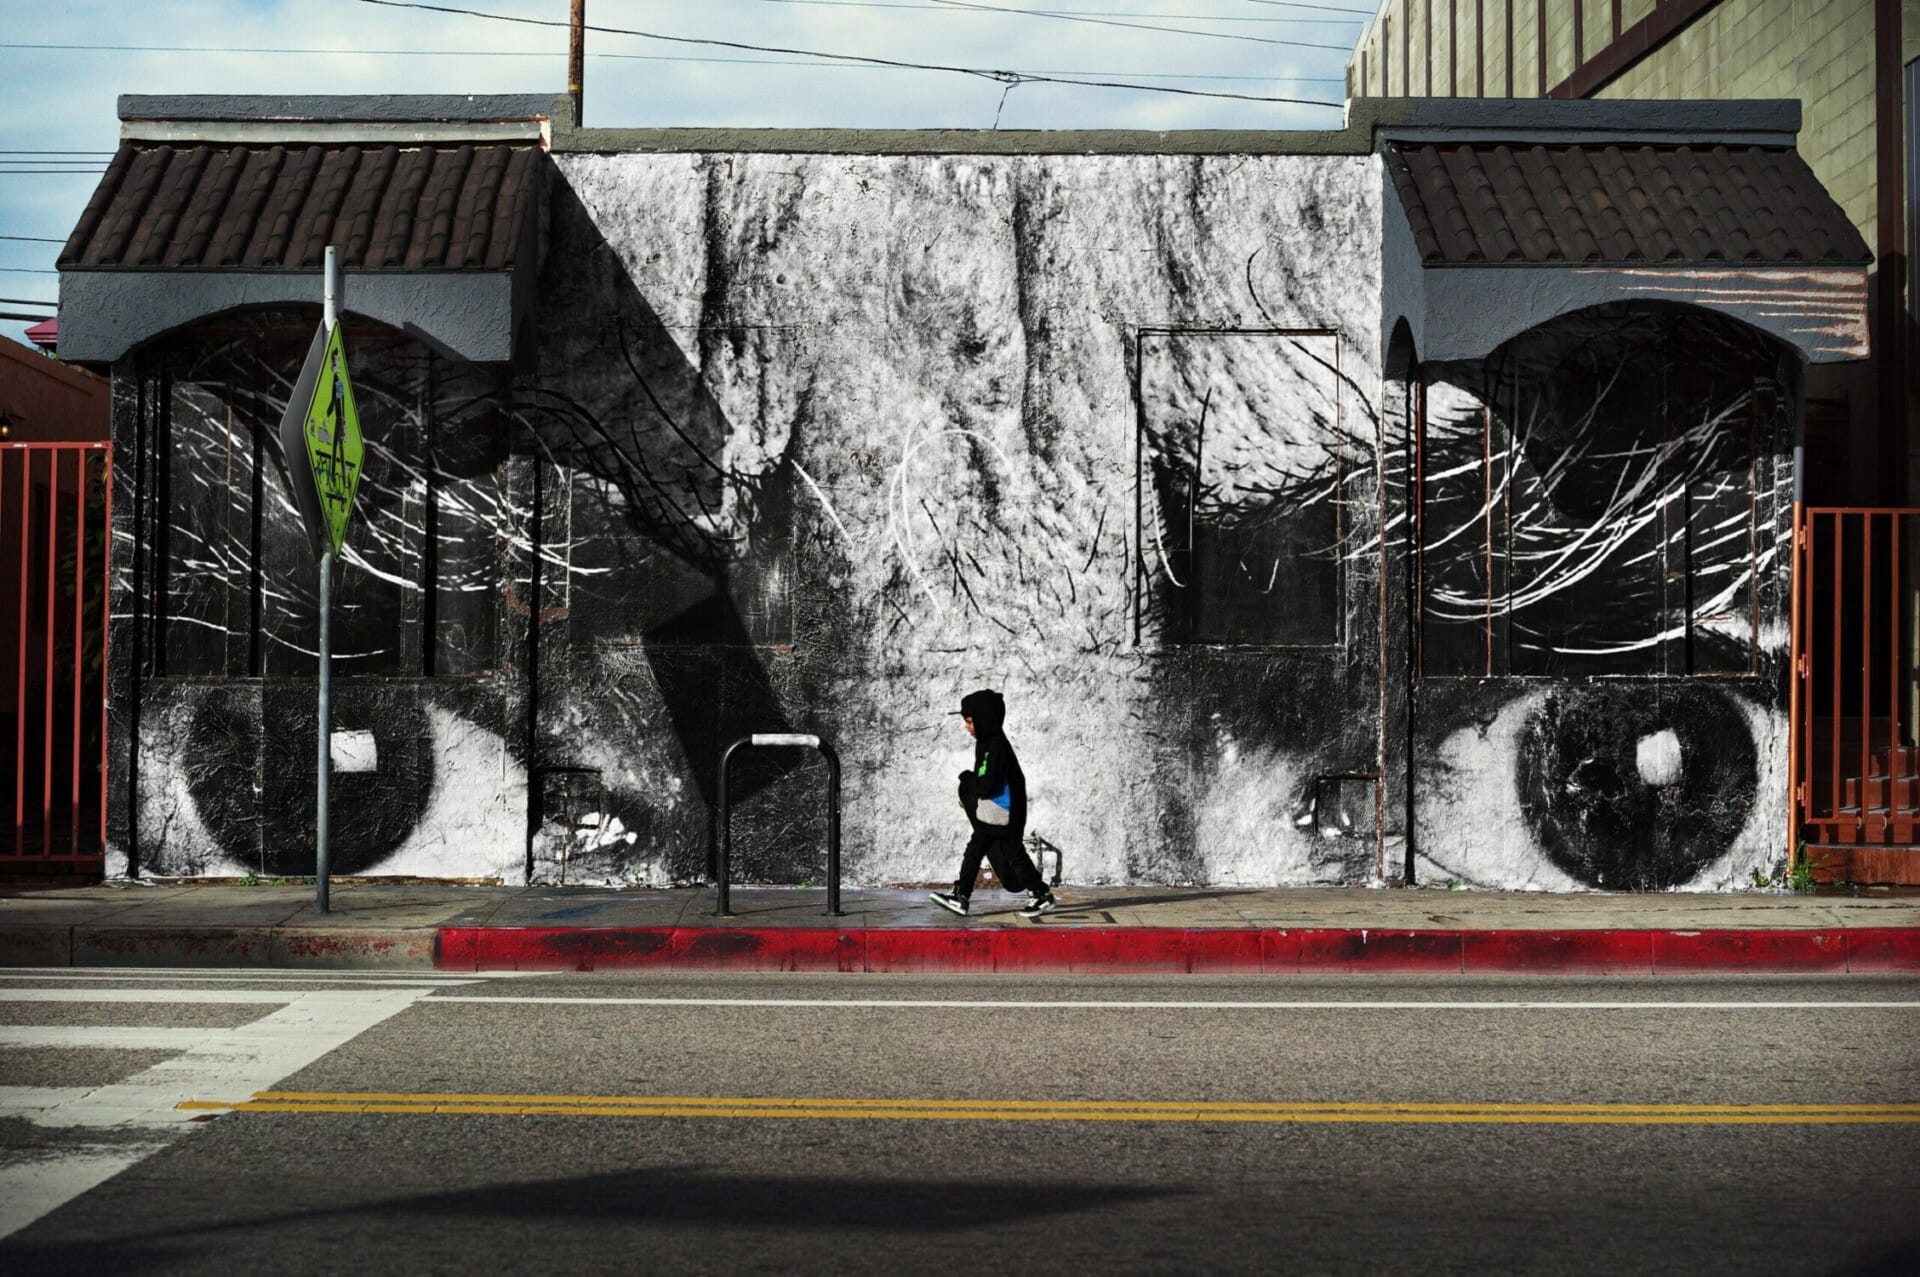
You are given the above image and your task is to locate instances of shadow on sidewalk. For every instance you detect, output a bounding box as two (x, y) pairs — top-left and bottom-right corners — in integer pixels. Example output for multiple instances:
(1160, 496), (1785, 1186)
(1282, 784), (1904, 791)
(1053, 889), (1260, 913)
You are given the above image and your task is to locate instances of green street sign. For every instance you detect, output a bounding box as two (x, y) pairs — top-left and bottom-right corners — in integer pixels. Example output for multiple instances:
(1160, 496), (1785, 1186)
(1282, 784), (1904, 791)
(278, 320), (363, 558)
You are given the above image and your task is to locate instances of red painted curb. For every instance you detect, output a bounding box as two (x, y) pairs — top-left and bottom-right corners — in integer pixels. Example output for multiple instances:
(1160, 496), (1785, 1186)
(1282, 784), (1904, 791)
(433, 925), (1920, 974)
(1652, 929), (1849, 973)
(1461, 929), (1654, 975)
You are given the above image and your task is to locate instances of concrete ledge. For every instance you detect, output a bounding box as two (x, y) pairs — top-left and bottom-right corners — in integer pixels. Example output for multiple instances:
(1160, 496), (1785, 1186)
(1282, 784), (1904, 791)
(269, 928), (438, 969)
(71, 926), (274, 968)
(0, 926), (74, 967)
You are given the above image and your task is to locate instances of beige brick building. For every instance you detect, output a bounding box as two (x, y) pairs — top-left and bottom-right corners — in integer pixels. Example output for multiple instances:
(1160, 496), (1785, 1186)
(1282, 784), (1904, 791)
(1348, 0), (1916, 503)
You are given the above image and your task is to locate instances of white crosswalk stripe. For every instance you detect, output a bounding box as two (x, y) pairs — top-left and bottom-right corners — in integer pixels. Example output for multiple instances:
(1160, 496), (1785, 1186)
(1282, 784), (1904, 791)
(0, 1025), (217, 1049)
(0, 968), (482, 1241)
(0, 988), (331, 1003)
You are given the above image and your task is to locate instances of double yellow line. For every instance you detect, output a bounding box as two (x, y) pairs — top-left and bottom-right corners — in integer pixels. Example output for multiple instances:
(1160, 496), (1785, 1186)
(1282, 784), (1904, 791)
(177, 1092), (1920, 1126)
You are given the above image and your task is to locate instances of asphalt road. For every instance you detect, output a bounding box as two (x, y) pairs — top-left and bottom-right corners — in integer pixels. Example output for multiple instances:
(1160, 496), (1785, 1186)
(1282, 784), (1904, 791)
(3, 969), (1918, 1274)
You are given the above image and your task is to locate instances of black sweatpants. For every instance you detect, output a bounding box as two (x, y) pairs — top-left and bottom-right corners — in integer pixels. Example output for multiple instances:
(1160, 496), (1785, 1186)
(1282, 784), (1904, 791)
(954, 829), (1049, 899)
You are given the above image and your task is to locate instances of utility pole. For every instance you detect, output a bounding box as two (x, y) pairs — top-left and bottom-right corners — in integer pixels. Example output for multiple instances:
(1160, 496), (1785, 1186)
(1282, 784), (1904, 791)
(569, 0), (585, 127)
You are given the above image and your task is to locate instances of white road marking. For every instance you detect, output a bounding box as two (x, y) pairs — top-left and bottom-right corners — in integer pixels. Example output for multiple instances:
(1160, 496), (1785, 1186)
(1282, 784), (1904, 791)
(425, 996), (1920, 1010)
(1, 982), (439, 1241)
(0, 968), (499, 983)
(0, 1086), (94, 1115)
(29, 988), (433, 1130)
(0, 1026), (219, 1048)
(0, 1145), (171, 1241)
(0, 988), (297, 1004)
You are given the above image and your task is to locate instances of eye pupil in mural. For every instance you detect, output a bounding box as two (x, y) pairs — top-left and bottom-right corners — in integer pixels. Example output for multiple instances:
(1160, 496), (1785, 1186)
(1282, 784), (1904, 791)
(1514, 686), (1758, 890)
(187, 694), (435, 876)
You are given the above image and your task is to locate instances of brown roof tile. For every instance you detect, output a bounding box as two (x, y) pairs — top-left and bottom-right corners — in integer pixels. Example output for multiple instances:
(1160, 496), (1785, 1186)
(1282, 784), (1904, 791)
(1385, 142), (1870, 266)
(60, 142), (541, 272)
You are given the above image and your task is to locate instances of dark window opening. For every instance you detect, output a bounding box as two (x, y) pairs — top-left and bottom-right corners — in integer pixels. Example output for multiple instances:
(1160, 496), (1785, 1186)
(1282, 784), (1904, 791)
(1419, 302), (1787, 678)
(1138, 330), (1345, 648)
(153, 314), (505, 679)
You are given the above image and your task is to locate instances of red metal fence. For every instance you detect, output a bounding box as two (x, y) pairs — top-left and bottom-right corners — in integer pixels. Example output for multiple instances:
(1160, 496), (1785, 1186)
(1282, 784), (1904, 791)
(1, 442), (110, 871)
(1791, 507), (1920, 856)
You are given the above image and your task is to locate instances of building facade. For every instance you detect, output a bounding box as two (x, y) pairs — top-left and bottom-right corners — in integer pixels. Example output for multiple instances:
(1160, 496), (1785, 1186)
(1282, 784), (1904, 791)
(1347, 0), (1912, 507)
(55, 95), (1869, 891)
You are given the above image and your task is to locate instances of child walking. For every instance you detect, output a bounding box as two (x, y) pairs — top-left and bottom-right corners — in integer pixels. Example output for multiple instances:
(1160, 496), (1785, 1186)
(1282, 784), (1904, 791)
(931, 688), (1057, 918)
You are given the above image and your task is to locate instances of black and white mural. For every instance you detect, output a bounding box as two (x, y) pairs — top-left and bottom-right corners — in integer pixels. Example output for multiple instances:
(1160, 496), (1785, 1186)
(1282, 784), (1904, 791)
(103, 151), (1799, 892)
(1412, 303), (1793, 890)
(521, 153), (1386, 888)
(108, 317), (531, 880)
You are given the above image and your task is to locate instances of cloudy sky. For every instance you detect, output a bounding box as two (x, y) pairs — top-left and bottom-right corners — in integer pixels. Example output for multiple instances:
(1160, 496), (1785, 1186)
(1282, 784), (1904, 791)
(0, 0), (1374, 347)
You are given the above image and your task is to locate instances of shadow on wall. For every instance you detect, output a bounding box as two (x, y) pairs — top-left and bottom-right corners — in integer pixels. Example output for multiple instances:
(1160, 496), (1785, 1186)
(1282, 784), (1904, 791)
(514, 173), (821, 884)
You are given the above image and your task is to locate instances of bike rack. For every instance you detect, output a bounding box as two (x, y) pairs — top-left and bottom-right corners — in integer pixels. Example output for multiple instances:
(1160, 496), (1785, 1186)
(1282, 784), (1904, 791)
(716, 733), (842, 917)
(1026, 832), (1064, 888)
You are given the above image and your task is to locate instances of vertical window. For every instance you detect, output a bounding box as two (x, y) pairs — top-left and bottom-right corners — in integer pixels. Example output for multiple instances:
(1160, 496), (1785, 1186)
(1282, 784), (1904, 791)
(155, 317), (503, 678)
(1138, 330), (1345, 647)
(1419, 303), (1781, 678)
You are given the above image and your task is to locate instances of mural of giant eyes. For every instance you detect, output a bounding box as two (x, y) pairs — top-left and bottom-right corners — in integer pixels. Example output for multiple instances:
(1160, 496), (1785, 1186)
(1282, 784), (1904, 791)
(1134, 328), (1389, 887)
(179, 696), (525, 879)
(1413, 303), (1791, 892)
(1417, 683), (1776, 891)
(132, 320), (531, 881)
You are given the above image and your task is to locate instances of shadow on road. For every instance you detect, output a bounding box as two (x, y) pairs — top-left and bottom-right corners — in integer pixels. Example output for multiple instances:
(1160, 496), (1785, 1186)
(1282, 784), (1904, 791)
(4, 1164), (1191, 1272)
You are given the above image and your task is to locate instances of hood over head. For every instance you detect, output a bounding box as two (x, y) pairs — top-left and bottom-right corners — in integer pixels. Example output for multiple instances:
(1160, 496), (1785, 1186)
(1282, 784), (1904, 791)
(958, 688), (1006, 735)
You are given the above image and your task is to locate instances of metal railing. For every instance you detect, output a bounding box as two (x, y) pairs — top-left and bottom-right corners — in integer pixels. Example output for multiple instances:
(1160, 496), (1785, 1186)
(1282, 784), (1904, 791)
(715, 733), (842, 917)
(1791, 507), (1920, 855)
(2, 442), (111, 869)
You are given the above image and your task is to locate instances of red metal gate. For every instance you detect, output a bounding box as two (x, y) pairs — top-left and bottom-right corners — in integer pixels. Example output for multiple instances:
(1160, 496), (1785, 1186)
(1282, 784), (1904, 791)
(1, 442), (110, 872)
(1790, 507), (1920, 879)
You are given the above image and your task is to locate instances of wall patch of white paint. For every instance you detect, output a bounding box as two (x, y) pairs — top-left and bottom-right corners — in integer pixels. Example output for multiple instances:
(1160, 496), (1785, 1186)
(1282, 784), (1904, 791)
(1415, 688), (1586, 891)
(370, 707), (528, 881)
(330, 729), (379, 773)
(1636, 729), (1683, 787)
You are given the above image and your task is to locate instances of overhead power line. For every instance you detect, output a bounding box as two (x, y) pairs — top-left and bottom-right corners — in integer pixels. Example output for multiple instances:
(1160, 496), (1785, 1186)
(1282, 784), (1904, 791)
(352, 0), (1343, 107)
(0, 296), (58, 307)
(1239, 0), (1375, 12)
(917, 0), (1353, 47)
(0, 42), (1339, 82)
(750, 0), (1363, 22)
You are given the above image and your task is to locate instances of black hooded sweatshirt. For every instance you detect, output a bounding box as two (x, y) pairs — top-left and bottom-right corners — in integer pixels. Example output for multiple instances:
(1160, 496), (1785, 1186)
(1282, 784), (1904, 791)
(957, 688), (1027, 840)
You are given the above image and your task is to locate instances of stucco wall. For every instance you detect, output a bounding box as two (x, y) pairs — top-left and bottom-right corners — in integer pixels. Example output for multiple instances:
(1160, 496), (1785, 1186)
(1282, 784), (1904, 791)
(523, 151), (1390, 888)
(99, 147), (1797, 891)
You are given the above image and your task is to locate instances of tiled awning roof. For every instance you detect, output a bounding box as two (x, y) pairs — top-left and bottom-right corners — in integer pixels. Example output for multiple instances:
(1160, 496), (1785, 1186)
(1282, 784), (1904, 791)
(59, 142), (542, 272)
(1384, 143), (1870, 267)
(55, 141), (546, 364)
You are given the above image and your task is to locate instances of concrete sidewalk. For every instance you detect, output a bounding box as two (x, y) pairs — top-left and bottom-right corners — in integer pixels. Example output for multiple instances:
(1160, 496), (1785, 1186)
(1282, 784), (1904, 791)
(2, 881), (1917, 973)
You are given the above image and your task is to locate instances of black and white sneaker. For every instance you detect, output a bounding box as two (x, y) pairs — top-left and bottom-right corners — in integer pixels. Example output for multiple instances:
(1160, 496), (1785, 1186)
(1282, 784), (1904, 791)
(929, 891), (970, 917)
(1019, 894), (1057, 918)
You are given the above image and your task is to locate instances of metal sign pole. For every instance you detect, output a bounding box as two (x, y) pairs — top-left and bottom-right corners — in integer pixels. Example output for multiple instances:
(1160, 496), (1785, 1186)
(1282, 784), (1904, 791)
(315, 246), (338, 914)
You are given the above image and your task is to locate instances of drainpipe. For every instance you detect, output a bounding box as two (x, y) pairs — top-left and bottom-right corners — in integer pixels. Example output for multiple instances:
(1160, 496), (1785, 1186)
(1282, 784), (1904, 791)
(1875, 0), (1905, 504)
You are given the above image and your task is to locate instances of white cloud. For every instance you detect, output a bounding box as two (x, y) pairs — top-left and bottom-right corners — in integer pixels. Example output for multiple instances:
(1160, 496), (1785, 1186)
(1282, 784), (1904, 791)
(0, 0), (1364, 346)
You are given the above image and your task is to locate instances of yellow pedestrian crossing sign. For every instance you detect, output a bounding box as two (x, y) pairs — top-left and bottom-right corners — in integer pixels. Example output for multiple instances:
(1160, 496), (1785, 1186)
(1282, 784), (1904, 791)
(278, 320), (363, 558)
